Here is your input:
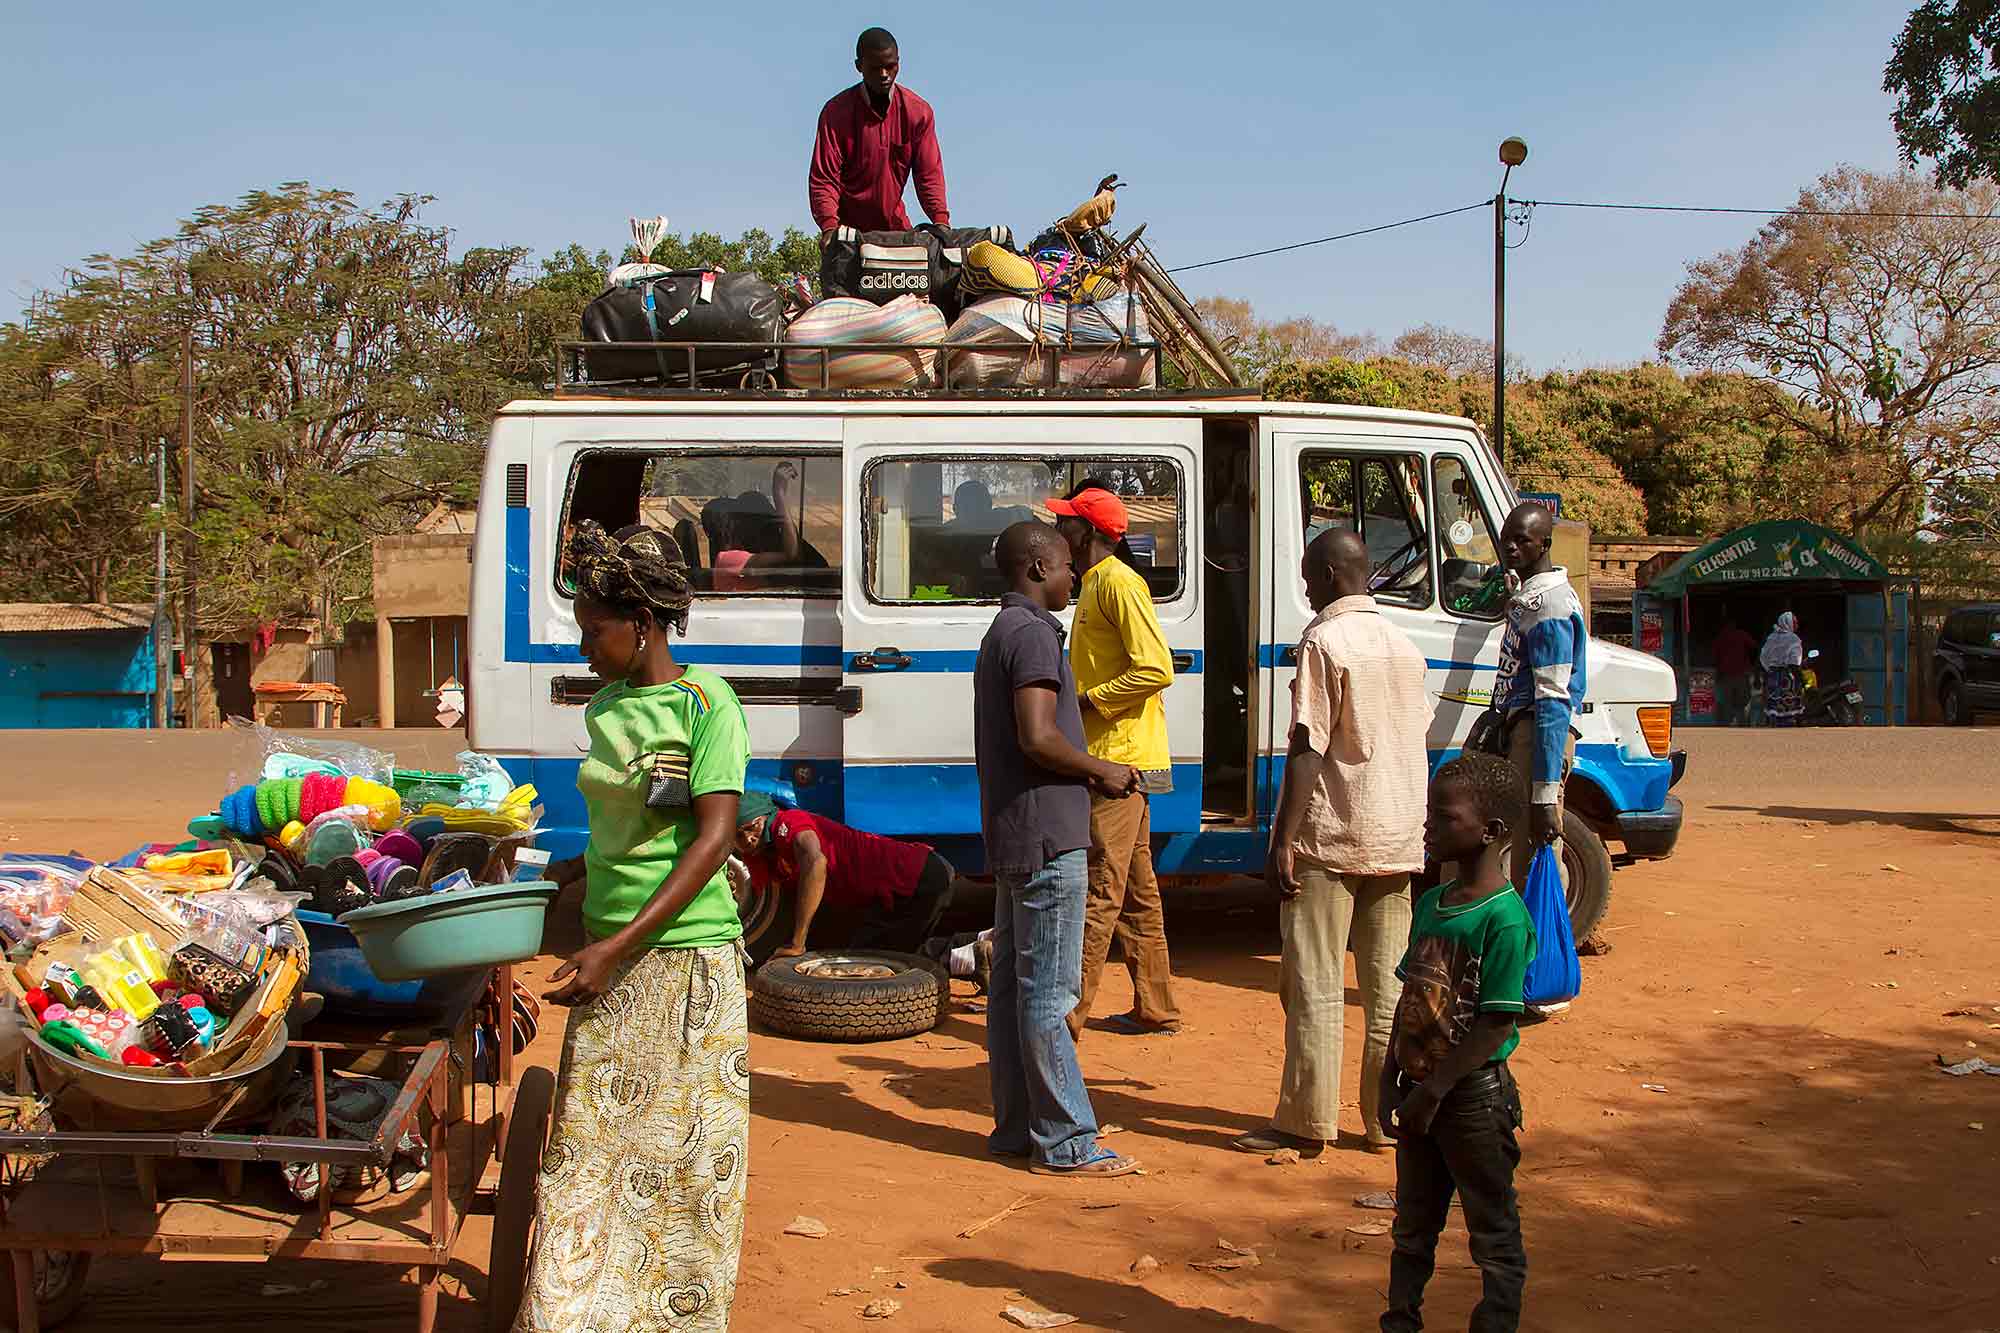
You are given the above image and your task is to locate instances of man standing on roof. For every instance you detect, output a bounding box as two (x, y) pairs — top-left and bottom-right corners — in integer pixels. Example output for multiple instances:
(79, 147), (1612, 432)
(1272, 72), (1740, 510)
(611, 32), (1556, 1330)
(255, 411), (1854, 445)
(809, 27), (951, 241)
(1049, 484), (1184, 1040)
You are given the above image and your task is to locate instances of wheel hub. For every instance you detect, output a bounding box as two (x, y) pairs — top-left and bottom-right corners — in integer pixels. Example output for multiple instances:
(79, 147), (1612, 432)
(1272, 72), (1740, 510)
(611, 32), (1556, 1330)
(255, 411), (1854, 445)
(795, 956), (899, 981)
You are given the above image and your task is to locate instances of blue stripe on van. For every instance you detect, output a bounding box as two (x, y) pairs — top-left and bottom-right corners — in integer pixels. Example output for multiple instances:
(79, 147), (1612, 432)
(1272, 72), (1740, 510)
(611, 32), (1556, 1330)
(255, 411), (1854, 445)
(843, 761), (1203, 833)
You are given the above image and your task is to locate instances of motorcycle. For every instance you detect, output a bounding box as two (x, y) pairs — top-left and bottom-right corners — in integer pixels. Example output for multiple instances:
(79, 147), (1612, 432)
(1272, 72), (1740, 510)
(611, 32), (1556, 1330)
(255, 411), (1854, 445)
(1800, 649), (1864, 725)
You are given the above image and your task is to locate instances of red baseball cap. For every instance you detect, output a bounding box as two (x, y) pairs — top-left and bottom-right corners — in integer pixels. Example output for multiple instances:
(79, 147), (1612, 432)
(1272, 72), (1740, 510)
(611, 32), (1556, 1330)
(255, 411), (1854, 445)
(1046, 488), (1128, 539)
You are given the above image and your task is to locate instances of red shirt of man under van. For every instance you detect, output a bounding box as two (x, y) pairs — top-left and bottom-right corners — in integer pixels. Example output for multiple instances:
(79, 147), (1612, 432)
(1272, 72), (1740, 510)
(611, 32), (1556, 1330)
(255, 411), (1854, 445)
(761, 809), (934, 911)
(808, 83), (951, 234)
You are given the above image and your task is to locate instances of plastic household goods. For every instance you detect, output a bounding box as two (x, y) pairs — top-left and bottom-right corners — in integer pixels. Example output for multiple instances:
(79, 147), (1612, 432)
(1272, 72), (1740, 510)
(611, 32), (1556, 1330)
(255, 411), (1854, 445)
(112, 933), (168, 984)
(41, 1021), (109, 1061)
(81, 952), (161, 1022)
(168, 943), (258, 1017)
(71, 1008), (137, 1056)
(338, 881), (560, 982)
(295, 909), (483, 1017)
(392, 768), (466, 808)
(428, 868), (473, 896)
(304, 815), (366, 867)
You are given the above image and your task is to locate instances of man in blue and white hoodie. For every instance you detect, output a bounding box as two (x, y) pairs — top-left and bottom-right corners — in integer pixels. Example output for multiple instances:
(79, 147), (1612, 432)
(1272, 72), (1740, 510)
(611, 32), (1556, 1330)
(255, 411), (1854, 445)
(1486, 501), (1587, 885)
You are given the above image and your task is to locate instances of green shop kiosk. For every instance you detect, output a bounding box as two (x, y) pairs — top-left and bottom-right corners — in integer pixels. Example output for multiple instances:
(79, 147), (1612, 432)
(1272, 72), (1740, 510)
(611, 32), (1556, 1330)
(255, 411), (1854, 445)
(1632, 520), (1908, 725)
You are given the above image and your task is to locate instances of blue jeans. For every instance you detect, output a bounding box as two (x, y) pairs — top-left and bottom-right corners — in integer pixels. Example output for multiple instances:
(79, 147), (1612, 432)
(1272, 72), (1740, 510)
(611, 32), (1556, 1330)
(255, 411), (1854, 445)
(987, 849), (1100, 1167)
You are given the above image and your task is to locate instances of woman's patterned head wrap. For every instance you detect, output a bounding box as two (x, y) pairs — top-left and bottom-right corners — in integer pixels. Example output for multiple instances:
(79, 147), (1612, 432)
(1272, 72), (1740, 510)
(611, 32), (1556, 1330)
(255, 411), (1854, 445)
(568, 520), (694, 633)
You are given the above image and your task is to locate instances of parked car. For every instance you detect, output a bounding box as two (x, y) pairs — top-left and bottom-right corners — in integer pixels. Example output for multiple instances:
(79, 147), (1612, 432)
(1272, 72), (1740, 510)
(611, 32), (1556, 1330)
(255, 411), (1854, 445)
(1934, 604), (2000, 724)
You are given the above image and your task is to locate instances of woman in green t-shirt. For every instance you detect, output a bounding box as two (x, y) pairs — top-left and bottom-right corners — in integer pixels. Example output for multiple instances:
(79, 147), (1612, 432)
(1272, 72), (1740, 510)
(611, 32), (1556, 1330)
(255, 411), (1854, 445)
(513, 521), (751, 1333)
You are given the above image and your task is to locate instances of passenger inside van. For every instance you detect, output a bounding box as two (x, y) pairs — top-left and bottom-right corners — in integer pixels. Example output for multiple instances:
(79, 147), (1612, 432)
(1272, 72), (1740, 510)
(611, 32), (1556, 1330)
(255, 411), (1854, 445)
(699, 462), (829, 592)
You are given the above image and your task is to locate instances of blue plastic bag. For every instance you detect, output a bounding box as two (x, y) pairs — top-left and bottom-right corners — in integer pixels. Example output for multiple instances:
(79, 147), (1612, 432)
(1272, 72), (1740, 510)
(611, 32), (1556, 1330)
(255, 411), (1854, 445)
(1521, 842), (1581, 1006)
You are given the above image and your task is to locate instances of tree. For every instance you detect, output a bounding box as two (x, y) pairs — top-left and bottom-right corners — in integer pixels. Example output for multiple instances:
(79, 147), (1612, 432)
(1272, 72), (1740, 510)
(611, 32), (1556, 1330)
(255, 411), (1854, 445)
(1886, 0), (2000, 187)
(1194, 297), (1379, 384)
(1659, 167), (2000, 539)
(1391, 324), (1503, 379)
(0, 297), (169, 603)
(1263, 356), (1649, 533)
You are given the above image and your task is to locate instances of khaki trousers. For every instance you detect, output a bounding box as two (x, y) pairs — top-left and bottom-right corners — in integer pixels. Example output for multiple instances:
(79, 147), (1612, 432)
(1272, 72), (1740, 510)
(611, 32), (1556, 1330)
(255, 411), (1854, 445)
(1068, 790), (1180, 1038)
(1506, 714), (1575, 888)
(1273, 865), (1412, 1143)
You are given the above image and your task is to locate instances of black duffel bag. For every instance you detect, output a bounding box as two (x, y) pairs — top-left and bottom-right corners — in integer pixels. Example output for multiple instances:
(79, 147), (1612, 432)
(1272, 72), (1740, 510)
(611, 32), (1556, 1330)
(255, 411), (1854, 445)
(921, 224), (1016, 319)
(578, 270), (783, 384)
(819, 228), (943, 306)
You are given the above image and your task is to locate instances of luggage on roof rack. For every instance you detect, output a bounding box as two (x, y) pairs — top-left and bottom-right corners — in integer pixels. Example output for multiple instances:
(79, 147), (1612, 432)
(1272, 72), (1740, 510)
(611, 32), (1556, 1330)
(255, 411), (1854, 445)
(781, 296), (948, 389)
(578, 270), (783, 385)
(819, 228), (944, 307)
(942, 295), (1156, 389)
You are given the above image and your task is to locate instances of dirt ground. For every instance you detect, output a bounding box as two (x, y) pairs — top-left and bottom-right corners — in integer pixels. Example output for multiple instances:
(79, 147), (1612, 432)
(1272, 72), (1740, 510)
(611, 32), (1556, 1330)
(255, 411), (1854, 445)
(3, 726), (1999, 1330)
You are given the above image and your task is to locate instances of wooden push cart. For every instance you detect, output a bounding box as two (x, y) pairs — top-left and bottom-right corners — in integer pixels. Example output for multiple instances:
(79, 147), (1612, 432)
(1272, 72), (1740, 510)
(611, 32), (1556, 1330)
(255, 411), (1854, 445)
(0, 965), (553, 1332)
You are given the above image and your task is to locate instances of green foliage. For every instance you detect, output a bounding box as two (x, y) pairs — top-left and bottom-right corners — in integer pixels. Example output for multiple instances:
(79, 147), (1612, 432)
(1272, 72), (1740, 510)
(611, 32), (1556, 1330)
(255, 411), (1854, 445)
(0, 189), (822, 623)
(1659, 166), (2000, 539)
(1886, 0), (2000, 187)
(640, 228), (822, 292)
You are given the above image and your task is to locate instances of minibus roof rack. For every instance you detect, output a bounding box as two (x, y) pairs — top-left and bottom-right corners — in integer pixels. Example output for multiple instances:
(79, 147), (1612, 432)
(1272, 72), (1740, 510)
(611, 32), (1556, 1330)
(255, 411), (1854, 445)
(551, 338), (1252, 400)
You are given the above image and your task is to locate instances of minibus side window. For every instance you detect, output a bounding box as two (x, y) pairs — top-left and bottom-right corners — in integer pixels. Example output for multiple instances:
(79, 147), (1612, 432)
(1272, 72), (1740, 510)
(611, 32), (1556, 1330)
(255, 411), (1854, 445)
(864, 456), (1185, 604)
(555, 450), (843, 598)
(1298, 452), (1432, 608)
(1433, 455), (1505, 620)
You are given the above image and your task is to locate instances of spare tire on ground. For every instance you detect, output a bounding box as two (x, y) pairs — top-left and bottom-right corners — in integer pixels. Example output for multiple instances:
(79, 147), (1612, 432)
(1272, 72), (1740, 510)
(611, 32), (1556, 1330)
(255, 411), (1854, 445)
(750, 950), (948, 1042)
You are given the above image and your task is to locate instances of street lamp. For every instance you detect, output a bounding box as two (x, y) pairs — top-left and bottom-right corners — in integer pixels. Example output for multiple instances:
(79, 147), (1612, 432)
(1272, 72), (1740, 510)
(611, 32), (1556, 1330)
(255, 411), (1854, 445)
(1494, 136), (1528, 467)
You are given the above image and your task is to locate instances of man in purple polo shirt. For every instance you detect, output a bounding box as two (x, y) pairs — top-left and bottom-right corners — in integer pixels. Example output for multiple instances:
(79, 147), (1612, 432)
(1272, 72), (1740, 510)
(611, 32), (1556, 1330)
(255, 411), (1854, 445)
(973, 521), (1141, 1179)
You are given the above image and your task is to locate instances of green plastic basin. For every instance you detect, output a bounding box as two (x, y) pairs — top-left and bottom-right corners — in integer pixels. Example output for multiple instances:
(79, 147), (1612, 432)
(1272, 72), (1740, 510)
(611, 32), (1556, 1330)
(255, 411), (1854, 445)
(337, 881), (559, 982)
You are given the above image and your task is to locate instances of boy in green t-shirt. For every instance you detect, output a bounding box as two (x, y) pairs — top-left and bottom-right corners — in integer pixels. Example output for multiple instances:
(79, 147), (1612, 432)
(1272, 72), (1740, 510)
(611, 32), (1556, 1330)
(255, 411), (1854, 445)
(1380, 753), (1535, 1333)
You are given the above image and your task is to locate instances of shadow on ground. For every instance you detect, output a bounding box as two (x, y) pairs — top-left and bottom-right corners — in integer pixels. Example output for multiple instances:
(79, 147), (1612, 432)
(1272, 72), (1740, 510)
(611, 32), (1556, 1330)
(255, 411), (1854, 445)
(1712, 804), (2000, 836)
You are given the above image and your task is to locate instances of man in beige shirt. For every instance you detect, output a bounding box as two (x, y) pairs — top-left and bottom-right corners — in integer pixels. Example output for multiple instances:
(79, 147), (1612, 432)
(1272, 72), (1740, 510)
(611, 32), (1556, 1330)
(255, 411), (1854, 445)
(1236, 528), (1432, 1157)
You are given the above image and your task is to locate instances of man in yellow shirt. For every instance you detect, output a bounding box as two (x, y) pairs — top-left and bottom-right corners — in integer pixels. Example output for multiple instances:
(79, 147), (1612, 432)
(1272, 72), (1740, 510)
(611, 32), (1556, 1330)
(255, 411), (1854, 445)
(1048, 484), (1183, 1038)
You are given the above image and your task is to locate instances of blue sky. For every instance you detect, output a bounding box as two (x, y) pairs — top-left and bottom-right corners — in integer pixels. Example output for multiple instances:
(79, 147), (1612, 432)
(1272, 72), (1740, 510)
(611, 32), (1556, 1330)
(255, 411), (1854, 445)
(2, 0), (1912, 370)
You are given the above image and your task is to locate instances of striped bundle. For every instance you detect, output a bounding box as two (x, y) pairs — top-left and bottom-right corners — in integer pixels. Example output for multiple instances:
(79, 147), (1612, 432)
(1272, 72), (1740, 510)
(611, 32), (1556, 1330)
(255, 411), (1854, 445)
(781, 296), (947, 389)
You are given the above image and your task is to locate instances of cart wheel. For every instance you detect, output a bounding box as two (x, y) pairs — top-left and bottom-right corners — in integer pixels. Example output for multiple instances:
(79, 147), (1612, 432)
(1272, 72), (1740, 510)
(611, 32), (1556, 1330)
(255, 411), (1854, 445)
(486, 1065), (555, 1333)
(0, 1249), (92, 1329)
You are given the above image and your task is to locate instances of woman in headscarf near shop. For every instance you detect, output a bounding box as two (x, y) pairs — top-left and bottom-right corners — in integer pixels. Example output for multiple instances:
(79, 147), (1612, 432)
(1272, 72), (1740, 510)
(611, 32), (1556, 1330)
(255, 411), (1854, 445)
(1759, 612), (1806, 727)
(513, 521), (752, 1333)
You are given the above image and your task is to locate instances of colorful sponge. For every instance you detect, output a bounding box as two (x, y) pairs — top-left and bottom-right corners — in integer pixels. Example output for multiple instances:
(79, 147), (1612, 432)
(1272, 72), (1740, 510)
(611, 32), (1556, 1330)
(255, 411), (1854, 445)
(342, 778), (402, 832)
(305, 771), (356, 823)
(219, 784), (265, 838)
(255, 779), (303, 834)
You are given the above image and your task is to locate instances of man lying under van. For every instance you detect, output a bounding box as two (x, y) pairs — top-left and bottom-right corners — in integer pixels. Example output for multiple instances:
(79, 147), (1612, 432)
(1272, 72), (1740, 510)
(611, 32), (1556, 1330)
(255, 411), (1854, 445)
(733, 794), (955, 956)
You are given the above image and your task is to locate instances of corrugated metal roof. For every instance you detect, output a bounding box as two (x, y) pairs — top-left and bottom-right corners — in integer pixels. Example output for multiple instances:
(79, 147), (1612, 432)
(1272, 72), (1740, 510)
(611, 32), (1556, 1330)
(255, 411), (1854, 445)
(0, 603), (155, 634)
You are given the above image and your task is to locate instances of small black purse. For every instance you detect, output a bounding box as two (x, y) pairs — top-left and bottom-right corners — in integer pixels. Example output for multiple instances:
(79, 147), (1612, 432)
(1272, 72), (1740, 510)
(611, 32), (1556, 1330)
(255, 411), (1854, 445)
(638, 749), (692, 811)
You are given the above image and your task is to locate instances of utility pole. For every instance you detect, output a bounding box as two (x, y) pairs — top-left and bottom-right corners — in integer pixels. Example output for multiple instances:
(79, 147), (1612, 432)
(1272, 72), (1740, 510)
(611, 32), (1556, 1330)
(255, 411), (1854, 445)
(1494, 137), (1528, 470)
(181, 323), (200, 728)
(153, 440), (169, 728)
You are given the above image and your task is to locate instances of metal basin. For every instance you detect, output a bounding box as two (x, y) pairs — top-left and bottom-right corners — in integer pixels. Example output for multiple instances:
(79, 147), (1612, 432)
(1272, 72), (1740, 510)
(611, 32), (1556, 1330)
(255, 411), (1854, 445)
(25, 1017), (297, 1132)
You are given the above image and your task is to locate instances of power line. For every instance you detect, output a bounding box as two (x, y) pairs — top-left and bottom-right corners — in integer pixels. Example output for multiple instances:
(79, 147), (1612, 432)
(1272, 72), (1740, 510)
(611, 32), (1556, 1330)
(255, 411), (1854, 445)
(1167, 201), (1489, 274)
(1522, 198), (2000, 222)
